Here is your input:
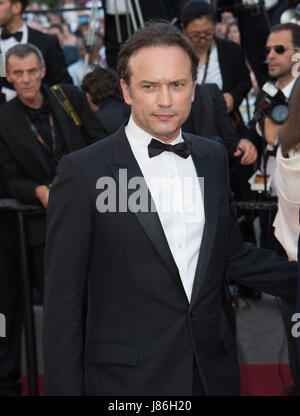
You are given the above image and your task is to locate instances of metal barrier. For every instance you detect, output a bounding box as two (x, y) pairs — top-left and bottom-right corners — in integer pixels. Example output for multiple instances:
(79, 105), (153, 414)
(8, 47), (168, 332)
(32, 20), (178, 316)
(0, 198), (45, 396)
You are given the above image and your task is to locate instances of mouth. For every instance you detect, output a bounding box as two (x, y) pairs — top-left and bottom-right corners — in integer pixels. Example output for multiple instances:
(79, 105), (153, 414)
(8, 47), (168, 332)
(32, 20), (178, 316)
(154, 114), (175, 121)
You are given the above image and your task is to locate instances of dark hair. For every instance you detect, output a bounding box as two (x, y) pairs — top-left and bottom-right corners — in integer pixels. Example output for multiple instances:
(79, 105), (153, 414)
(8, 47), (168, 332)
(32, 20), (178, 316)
(6, 43), (45, 69)
(11, 0), (28, 13)
(81, 66), (122, 107)
(270, 23), (300, 49)
(180, 0), (217, 28)
(117, 21), (199, 85)
(278, 80), (300, 156)
(49, 24), (63, 34)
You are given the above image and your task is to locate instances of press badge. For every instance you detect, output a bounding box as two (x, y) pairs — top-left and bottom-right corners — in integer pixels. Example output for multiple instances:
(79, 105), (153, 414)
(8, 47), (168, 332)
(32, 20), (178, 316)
(248, 170), (272, 192)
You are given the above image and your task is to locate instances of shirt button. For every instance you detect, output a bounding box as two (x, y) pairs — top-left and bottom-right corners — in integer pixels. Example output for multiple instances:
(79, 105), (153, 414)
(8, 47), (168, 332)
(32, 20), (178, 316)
(178, 244), (182, 248)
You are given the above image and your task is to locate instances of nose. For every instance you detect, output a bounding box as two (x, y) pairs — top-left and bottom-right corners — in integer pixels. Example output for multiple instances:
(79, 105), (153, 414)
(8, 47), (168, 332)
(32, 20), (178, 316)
(157, 84), (172, 107)
(21, 71), (31, 83)
(267, 47), (277, 59)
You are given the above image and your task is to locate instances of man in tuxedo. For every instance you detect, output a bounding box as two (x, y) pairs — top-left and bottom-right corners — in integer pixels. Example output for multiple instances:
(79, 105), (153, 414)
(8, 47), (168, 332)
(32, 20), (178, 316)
(0, 0), (72, 104)
(44, 22), (297, 396)
(0, 43), (101, 395)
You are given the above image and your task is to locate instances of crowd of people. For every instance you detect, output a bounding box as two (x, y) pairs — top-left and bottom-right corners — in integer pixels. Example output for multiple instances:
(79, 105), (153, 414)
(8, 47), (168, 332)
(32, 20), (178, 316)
(0, 0), (299, 397)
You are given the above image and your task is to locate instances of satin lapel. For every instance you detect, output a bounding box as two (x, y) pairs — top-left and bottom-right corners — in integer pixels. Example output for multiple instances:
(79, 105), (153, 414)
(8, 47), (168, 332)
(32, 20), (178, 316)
(110, 128), (181, 285)
(14, 102), (52, 177)
(186, 136), (219, 307)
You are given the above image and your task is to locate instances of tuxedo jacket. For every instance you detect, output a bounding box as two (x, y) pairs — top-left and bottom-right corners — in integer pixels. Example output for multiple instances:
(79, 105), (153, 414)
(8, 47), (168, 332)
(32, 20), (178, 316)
(0, 27), (72, 106)
(43, 126), (296, 396)
(0, 84), (103, 246)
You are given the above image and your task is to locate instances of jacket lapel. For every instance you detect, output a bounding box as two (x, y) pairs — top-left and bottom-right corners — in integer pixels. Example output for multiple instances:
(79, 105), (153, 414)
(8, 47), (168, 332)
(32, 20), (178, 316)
(110, 127), (182, 288)
(185, 135), (219, 306)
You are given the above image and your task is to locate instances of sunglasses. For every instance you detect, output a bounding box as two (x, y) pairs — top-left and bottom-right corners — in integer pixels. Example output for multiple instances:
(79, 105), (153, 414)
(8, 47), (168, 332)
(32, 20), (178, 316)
(264, 45), (300, 55)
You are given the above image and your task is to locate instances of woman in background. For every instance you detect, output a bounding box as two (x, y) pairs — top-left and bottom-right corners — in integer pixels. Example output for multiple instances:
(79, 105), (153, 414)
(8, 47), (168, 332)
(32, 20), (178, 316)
(264, 78), (300, 395)
(271, 80), (300, 261)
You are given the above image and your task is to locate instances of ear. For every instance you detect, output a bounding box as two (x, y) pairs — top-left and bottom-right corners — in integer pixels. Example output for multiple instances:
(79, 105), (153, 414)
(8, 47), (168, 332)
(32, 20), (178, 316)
(191, 79), (197, 103)
(6, 70), (11, 83)
(120, 78), (132, 105)
(12, 0), (22, 14)
(41, 65), (46, 79)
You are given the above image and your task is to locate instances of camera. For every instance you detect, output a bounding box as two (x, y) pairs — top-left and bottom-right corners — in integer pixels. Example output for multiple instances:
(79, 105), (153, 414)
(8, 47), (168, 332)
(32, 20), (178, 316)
(254, 82), (289, 124)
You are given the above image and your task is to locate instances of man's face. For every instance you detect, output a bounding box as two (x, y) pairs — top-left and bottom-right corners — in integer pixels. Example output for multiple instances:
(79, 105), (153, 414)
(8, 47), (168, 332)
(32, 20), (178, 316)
(0, 0), (19, 27)
(266, 30), (297, 80)
(120, 45), (196, 142)
(6, 53), (45, 103)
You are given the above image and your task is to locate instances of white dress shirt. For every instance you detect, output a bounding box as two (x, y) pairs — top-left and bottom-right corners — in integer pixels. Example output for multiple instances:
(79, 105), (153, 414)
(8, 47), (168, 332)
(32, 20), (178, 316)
(125, 117), (205, 302)
(0, 23), (28, 101)
(196, 46), (223, 90)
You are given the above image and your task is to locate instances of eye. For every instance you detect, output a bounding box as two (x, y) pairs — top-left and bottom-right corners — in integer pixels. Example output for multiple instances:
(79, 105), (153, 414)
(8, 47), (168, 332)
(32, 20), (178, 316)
(173, 82), (184, 88)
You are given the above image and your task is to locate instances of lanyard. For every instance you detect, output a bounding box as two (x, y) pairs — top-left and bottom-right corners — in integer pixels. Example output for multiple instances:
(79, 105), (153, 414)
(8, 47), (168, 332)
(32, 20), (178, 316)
(201, 44), (212, 85)
(27, 113), (57, 157)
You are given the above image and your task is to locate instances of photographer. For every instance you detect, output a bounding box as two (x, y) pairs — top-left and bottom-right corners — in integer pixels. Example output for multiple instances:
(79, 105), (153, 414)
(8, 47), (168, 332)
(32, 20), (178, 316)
(252, 23), (300, 196)
(251, 22), (300, 395)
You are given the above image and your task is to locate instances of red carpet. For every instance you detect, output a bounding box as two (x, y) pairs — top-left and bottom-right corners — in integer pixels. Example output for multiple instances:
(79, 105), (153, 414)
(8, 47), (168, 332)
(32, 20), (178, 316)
(20, 364), (294, 396)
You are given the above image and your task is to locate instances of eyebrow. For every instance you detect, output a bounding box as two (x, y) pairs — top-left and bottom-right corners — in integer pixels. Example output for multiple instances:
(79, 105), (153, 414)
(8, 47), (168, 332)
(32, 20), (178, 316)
(139, 79), (188, 85)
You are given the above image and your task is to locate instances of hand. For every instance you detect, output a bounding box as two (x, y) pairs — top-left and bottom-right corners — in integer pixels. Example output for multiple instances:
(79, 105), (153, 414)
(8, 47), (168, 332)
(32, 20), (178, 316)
(234, 138), (258, 165)
(35, 185), (50, 208)
(264, 117), (284, 146)
(223, 92), (234, 113)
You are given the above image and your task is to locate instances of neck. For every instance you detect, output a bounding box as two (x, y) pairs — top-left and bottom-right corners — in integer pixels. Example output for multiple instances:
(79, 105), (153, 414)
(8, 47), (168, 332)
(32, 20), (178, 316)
(277, 75), (294, 90)
(20, 91), (43, 109)
(4, 16), (23, 33)
(197, 40), (215, 64)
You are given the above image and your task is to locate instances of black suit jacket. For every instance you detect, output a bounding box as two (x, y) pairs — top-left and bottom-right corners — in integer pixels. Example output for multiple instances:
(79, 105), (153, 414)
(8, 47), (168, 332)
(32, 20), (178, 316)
(0, 84), (103, 247)
(0, 84), (102, 205)
(43, 126), (296, 395)
(215, 37), (251, 110)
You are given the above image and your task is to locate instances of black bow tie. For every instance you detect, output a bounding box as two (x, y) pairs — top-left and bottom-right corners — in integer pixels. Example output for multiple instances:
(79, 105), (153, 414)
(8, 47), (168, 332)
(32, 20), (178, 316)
(148, 138), (192, 159)
(1, 29), (22, 41)
(27, 102), (51, 121)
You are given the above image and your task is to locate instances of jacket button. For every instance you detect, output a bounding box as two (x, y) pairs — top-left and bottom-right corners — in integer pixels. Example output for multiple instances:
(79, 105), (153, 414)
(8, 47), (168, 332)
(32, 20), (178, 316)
(190, 311), (195, 318)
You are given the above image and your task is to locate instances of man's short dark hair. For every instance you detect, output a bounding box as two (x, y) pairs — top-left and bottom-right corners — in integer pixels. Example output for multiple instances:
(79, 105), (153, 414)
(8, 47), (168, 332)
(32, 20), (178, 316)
(6, 43), (45, 70)
(81, 66), (122, 107)
(117, 21), (199, 85)
(180, 0), (217, 28)
(11, 0), (28, 13)
(270, 23), (300, 49)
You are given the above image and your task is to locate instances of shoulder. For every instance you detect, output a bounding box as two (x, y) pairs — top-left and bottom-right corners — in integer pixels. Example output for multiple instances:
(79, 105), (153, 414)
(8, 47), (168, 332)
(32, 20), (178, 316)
(215, 37), (242, 55)
(49, 83), (83, 99)
(63, 128), (119, 166)
(0, 98), (19, 120)
(184, 132), (226, 159)
(28, 27), (53, 43)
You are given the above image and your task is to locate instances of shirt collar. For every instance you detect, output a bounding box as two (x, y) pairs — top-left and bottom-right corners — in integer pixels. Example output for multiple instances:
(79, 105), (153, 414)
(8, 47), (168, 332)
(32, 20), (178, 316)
(277, 76), (299, 99)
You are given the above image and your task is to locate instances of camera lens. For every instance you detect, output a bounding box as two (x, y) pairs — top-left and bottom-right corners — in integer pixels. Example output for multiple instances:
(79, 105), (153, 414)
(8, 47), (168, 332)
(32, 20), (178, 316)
(271, 104), (289, 123)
